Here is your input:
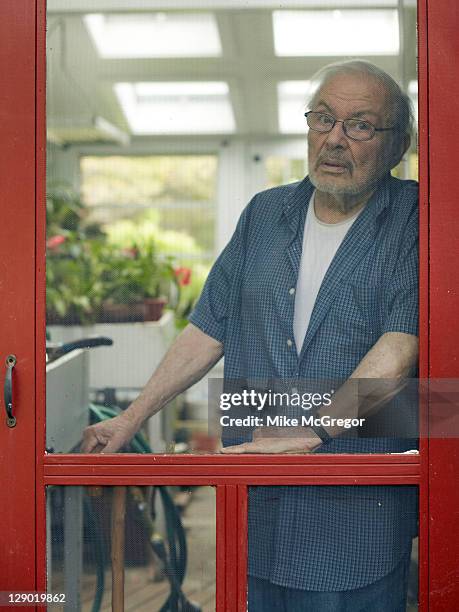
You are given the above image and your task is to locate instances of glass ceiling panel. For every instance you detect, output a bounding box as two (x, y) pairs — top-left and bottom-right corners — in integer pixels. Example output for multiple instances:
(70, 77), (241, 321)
(114, 82), (235, 134)
(84, 12), (222, 58)
(273, 9), (399, 56)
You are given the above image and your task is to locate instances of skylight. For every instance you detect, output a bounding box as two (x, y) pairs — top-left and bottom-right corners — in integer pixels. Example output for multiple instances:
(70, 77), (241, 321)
(273, 10), (399, 56)
(84, 13), (222, 58)
(114, 82), (235, 134)
(278, 81), (313, 134)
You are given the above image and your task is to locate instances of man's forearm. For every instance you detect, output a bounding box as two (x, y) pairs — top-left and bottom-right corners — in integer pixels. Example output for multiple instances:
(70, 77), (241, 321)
(317, 331), (418, 437)
(124, 323), (223, 429)
(221, 332), (419, 454)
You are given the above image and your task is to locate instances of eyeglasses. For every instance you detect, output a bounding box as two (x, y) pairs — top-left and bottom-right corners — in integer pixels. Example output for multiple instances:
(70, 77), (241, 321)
(304, 111), (397, 142)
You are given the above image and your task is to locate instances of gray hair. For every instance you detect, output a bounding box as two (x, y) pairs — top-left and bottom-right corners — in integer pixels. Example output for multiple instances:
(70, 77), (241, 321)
(308, 59), (414, 144)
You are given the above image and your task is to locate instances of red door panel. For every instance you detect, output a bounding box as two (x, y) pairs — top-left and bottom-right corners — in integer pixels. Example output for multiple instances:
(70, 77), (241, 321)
(427, 0), (459, 609)
(0, 0), (37, 595)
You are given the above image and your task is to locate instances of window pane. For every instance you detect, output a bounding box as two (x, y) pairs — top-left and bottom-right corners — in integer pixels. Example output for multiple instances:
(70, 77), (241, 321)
(247, 485), (418, 611)
(46, 1), (419, 457)
(80, 155), (217, 257)
(47, 485), (216, 610)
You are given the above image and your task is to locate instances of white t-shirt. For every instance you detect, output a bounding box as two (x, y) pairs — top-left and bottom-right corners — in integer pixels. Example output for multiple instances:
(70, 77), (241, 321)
(293, 192), (362, 354)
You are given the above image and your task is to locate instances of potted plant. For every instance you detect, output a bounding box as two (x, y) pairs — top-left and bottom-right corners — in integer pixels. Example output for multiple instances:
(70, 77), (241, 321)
(46, 237), (105, 324)
(98, 243), (175, 323)
(46, 184), (181, 325)
(46, 185), (106, 325)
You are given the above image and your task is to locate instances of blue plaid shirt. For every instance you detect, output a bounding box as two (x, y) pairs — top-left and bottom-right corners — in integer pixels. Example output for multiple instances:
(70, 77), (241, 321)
(190, 174), (419, 590)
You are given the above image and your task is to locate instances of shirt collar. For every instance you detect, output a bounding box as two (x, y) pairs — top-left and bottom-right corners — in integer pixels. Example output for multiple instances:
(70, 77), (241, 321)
(281, 172), (393, 231)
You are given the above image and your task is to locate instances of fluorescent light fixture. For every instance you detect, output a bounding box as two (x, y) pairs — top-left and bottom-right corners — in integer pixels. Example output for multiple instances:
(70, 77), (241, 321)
(273, 10), (399, 56)
(278, 81), (315, 134)
(84, 12), (222, 58)
(114, 82), (235, 134)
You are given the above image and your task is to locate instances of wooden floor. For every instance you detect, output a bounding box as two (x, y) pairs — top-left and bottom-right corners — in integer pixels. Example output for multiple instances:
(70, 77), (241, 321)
(80, 566), (215, 612)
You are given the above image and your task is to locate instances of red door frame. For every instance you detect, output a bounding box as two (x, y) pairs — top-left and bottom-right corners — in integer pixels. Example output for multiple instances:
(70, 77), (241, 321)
(0, 0), (38, 596)
(424, 0), (459, 608)
(1, 0), (458, 610)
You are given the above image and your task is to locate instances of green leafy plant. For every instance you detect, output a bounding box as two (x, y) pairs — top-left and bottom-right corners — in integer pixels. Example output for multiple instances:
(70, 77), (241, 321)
(46, 183), (205, 325)
(99, 243), (175, 305)
(46, 241), (105, 324)
(46, 185), (106, 324)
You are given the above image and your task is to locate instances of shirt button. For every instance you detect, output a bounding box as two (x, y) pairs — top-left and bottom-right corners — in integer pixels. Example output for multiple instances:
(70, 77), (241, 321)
(289, 287), (295, 295)
(287, 339), (293, 347)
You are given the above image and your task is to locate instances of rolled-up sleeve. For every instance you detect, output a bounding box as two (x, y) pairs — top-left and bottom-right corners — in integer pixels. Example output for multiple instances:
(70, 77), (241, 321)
(382, 207), (419, 336)
(189, 206), (248, 343)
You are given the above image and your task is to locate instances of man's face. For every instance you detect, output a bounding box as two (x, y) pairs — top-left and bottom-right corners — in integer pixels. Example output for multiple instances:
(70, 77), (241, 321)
(307, 72), (398, 198)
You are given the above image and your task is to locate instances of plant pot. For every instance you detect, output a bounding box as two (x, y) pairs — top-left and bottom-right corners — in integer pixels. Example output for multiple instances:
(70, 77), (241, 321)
(99, 301), (146, 323)
(46, 308), (87, 326)
(143, 297), (167, 322)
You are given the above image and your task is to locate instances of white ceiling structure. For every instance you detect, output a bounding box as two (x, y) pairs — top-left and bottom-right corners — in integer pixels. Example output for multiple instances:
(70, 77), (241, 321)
(46, 0), (417, 146)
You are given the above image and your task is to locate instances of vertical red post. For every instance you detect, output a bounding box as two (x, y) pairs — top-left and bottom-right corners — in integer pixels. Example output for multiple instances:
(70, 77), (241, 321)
(237, 485), (248, 612)
(0, 0), (37, 599)
(427, 0), (459, 610)
(216, 486), (227, 612)
(417, 0), (429, 610)
(225, 485), (239, 612)
(36, 0), (48, 599)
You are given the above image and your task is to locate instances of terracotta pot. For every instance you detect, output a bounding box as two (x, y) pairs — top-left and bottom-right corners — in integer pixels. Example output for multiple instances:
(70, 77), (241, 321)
(143, 297), (167, 321)
(100, 301), (146, 323)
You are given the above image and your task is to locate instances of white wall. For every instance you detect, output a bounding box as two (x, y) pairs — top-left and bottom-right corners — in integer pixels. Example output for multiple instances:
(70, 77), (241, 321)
(47, 142), (81, 190)
(216, 137), (307, 250)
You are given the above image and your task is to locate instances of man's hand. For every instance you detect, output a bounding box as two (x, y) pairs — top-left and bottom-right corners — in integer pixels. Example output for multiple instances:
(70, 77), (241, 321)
(81, 412), (140, 454)
(80, 324), (223, 455)
(220, 427), (323, 454)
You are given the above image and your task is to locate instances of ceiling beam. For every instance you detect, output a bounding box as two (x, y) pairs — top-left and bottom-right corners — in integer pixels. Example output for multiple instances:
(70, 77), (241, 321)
(47, 1), (415, 15)
(96, 56), (407, 82)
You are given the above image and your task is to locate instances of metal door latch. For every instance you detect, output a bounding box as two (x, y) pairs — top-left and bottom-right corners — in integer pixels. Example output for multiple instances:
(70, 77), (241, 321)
(4, 354), (17, 428)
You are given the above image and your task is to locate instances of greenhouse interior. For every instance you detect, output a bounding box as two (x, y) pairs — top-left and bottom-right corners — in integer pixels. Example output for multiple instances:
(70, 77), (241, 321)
(44, 1), (419, 610)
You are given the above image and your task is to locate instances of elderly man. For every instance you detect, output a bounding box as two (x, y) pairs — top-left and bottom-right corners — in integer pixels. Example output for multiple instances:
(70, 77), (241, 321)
(82, 60), (418, 611)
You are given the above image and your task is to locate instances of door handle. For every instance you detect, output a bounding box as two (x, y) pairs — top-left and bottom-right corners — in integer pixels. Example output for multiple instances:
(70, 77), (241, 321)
(4, 354), (17, 428)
